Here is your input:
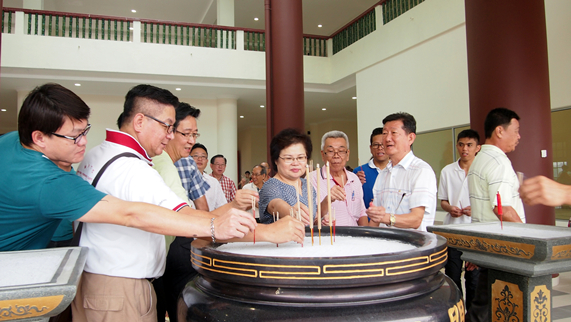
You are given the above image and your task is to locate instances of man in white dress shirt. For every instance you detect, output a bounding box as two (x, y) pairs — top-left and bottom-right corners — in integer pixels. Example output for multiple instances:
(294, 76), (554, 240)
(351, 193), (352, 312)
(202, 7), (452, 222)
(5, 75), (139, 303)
(366, 112), (437, 231)
(438, 129), (481, 311)
(191, 143), (228, 211)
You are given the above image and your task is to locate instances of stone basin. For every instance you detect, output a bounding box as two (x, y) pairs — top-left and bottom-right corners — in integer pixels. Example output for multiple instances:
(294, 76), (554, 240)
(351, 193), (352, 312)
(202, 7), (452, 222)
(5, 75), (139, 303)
(0, 247), (87, 322)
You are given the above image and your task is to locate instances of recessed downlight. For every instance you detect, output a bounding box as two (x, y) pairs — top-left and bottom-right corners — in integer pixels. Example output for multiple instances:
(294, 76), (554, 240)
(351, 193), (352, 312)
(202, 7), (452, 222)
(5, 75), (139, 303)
(175, 88), (181, 91)
(131, 9), (137, 13)
(318, 24), (323, 28)
(254, 17), (259, 21)
(322, 108), (326, 111)
(240, 115), (245, 118)
(260, 105), (265, 108)
(74, 83), (81, 87)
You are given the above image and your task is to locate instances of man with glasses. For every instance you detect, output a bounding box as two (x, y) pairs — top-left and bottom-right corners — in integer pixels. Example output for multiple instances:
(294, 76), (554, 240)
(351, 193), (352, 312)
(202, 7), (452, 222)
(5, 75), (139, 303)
(242, 164), (268, 221)
(72, 84), (304, 322)
(366, 112), (437, 232)
(309, 131), (370, 226)
(190, 143), (227, 211)
(354, 127), (389, 208)
(210, 155), (237, 203)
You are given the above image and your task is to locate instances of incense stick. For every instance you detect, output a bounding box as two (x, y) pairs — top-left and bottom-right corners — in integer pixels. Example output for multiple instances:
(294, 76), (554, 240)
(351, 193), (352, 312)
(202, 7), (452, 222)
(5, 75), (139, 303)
(316, 164), (322, 245)
(306, 165), (314, 246)
(252, 196), (256, 244)
(326, 161), (333, 245)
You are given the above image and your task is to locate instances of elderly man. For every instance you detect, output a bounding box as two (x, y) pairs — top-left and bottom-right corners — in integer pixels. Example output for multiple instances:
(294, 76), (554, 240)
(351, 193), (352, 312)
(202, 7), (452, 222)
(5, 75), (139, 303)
(354, 127), (389, 208)
(210, 154), (237, 202)
(309, 131), (369, 226)
(242, 164), (268, 221)
(366, 112), (437, 231)
(465, 108), (525, 322)
(191, 143), (228, 211)
(72, 84), (304, 321)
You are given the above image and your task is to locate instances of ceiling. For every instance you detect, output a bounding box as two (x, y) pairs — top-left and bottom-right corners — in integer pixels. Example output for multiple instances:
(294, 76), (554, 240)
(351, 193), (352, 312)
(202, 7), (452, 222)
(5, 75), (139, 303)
(1, 0), (378, 132)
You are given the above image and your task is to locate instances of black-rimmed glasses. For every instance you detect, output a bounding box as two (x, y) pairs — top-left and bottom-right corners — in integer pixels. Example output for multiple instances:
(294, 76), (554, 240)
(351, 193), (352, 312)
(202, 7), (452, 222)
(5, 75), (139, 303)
(51, 124), (91, 144)
(176, 131), (201, 140)
(144, 114), (174, 134)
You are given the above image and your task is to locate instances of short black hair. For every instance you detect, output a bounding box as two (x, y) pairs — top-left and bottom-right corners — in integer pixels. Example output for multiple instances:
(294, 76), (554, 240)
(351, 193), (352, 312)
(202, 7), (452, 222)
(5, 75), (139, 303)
(191, 142), (208, 155)
(457, 129), (480, 145)
(382, 112), (416, 134)
(484, 108), (520, 139)
(174, 102), (201, 130)
(211, 154), (227, 165)
(269, 128), (312, 173)
(245, 171), (251, 175)
(118, 84), (179, 128)
(18, 83), (90, 146)
(370, 127), (383, 145)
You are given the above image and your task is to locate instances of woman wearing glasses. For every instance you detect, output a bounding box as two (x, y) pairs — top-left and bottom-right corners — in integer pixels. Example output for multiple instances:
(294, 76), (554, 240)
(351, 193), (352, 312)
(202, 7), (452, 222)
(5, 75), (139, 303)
(259, 128), (317, 225)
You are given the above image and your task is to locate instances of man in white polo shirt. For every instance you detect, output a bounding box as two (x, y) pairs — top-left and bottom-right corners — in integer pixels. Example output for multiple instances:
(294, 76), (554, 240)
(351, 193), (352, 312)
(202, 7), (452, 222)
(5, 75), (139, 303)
(366, 112), (437, 231)
(438, 129), (481, 311)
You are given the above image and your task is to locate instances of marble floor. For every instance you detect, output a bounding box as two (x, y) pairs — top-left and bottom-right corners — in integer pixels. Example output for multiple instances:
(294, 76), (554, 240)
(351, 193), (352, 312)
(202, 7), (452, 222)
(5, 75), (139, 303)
(554, 270), (571, 322)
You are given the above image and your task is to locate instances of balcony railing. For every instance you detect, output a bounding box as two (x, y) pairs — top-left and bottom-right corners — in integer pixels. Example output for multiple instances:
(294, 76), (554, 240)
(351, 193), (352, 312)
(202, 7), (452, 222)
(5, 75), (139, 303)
(2, 1), (426, 56)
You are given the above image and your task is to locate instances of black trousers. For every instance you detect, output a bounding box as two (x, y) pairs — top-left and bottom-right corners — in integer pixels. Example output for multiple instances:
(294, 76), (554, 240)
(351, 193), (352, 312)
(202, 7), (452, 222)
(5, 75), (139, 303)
(445, 247), (480, 311)
(465, 268), (490, 322)
(154, 237), (197, 322)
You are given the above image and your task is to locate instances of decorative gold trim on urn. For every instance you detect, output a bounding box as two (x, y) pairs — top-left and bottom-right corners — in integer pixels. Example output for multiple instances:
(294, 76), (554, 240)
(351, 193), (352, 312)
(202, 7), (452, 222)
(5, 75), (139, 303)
(0, 295), (63, 321)
(435, 232), (534, 259)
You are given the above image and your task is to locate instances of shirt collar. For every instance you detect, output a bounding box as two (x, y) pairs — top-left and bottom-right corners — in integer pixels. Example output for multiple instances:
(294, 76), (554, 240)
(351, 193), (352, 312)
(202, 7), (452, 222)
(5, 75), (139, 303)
(105, 129), (152, 163)
(387, 150), (415, 170)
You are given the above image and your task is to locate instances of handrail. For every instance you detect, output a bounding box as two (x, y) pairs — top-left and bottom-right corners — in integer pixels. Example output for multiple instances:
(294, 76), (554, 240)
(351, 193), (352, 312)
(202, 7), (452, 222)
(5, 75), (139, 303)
(330, 0), (384, 39)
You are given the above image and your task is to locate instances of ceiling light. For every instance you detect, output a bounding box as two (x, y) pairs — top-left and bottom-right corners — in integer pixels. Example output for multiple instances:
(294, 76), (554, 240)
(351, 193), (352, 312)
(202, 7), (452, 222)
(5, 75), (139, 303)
(260, 105), (265, 108)
(322, 108), (326, 111)
(131, 9), (136, 13)
(318, 24), (323, 28)
(352, 96), (357, 99)
(74, 83), (81, 86)
(129, 27), (134, 30)
(1, 109), (6, 112)
(175, 88), (181, 91)
(240, 115), (244, 118)
(254, 17), (259, 21)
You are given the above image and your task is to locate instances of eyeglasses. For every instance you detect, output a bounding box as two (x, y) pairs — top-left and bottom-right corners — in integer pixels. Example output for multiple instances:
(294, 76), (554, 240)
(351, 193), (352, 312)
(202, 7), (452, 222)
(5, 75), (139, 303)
(192, 155), (207, 160)
(371, 143), (384, 149)
(176, 131), (201, 140)
(144, 114), (174, 134)
(213, 163), (226, 167)
(279, 155), (307, 164)
(51, 124), (91, 144)
(324, 149), (347, 157)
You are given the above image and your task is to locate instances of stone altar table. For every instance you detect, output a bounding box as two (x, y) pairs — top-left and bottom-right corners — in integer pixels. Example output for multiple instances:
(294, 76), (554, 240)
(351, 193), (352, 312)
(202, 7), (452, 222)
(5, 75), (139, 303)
(0, 247), (87, 322)
(428, 222), (571, 322)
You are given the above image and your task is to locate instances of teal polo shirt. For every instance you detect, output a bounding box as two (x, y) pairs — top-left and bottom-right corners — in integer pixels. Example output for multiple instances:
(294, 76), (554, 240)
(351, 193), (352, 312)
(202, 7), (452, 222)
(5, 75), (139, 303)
(0, 132), (106, 251)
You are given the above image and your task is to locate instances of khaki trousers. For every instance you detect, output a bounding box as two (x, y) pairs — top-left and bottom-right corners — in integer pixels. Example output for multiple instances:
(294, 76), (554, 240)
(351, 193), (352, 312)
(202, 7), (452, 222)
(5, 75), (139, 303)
(71, 272), (157, 322)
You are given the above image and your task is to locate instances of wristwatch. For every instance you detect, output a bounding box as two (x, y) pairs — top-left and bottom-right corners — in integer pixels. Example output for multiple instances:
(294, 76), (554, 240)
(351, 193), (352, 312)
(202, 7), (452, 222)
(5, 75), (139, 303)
(389, 214), (396, 227)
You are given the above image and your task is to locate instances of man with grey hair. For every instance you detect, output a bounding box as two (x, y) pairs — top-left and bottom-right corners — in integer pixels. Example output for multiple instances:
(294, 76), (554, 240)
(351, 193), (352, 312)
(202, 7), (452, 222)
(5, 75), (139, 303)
(242, 164), (268, 221)
(309, 130), (371, 226)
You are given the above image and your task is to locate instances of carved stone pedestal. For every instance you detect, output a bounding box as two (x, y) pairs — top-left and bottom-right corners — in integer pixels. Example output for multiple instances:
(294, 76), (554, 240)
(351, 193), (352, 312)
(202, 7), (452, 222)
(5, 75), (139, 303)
(428, 222), (571, 322)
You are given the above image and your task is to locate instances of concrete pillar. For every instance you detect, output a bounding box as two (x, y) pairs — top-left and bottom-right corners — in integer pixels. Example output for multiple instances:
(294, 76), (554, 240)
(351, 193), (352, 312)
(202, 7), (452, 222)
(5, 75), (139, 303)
(465, 0), (554, 225)
(265, 0), (305, 146)
(217, 0), (234, 27)
(217, 98), (238, 184)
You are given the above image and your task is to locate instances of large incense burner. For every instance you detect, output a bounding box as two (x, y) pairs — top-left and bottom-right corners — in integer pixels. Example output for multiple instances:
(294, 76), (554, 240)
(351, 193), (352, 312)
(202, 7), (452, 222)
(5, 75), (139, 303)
(179, 227), (464, 321)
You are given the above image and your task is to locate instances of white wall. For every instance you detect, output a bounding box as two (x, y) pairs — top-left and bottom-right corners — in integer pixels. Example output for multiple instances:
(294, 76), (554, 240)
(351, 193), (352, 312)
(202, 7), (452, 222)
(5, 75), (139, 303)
(546, 0), (571, 110)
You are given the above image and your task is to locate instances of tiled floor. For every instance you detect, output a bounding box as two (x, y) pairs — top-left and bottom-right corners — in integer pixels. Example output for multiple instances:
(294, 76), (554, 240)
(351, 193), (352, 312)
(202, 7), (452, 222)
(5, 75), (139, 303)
(554, 271), (571, 322)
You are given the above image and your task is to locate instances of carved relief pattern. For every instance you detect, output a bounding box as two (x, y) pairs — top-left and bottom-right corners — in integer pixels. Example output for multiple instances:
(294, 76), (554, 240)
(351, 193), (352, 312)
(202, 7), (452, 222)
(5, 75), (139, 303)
(531, 286), (550, 322)
(0, 304), (48, 319)
(448, 299), (465, 322)
(492, 280), (523, 322)
(551, 245), (571, 260)
(445, 236), (533, 259)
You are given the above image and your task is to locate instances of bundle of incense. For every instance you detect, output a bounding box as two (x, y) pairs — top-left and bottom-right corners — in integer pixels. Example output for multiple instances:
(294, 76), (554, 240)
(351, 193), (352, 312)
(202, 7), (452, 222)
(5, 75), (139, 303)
(326, 161), (333, 245)
(316, 164), (322, 245)
(252, 196), (256, 244)
(333, 208), (336, 242)
(306, 165), (314, 246)
(272, 212), (276, 222)
(497, 192), (503, 230)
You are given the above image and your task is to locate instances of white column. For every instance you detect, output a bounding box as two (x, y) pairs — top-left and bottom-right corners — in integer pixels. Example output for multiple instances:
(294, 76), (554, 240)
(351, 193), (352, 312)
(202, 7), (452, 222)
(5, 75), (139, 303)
(375, 5), (384, 27)
(15, 11), (25, 35)
(217, 0), (235, 27)
(236, 30), (244, 51)
(217, 98), (238, 184)
(133, 21), (141, 43)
